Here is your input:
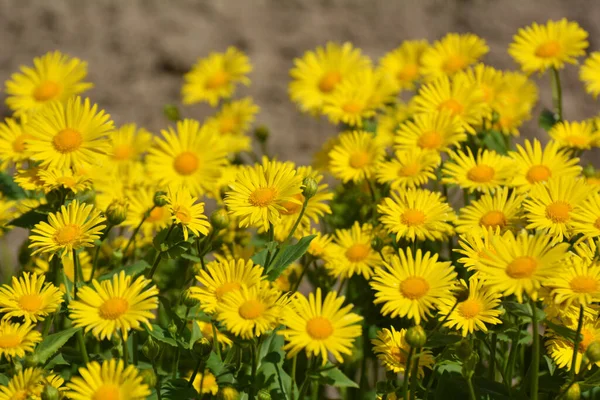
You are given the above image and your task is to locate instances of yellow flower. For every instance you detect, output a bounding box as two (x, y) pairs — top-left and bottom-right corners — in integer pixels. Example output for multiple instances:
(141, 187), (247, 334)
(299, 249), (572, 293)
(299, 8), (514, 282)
(438, 278), (502, 337)
(109, 123), (153, 165)
(66, 359), (151, 400)
(38, 167), (93, 193)
(455, 187), (524, 234)
(493, 71), (539, 136)
(279, 288), (362, 365)
(196, 321), (233, 348)
(188, 370), (219, 395)
(324, 222), (383, 279)
(164, 185), (210, 240)
(122, 186), (171, 239)
(306, 228), (334, 260)
(225, 158), (303, 231)
(376, 149), (440, 190)
(455, 64), (504, 117)
(0, 118), (31, 169)
(580, 51), (600, 98)
(421, 33), (489, 79)
(371, 249), (457, 324)
(524, 177), (593, 243)
(4, 51), (93, 116)
(146, 119), (229, 196)
(549, 120), (600, 150)
(395, 110), (466, 154)
(378, 189), (455, 242)
(509, 19), (588, 73)
(455, 229), (496, 272)
(546, 313), (600, 374)
(289, 42), (371, 114)
(508, 139), (581, 191)
(371, 326), (434, 375)
(182, 47), (251, 106)
(547, 256), (600, 307)
(29, 200), (106, 258)
(69, 271), (159, 340)
(0, 272), (63, 323)
(571, 192), (600, 240)
(0, 367), (44, 400)
(442, 148), (515, 193)
(190, 258), (264, 314)
(328, 131), (385, 183)
(375, 101), (415, 148)
(204, 97), (259, 153)
(217, 282), (287, 339)
(478, 231), (569, 302)
(0, 320), (41, 360)
(273, 262), (303, 292)
(377, 40), (429, 91)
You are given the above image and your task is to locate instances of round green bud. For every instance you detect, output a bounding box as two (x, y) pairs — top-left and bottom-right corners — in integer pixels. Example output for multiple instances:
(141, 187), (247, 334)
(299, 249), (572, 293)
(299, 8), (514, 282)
(181, 288), (200, 308)
(106, 199), (128, 226)
(405, 325), (427, 348)
(257, 389), (271, 400)
(153, 191), (168, 208)
(254, 125), (269, 143)
(163, 104), (181, 122)
(455, 339), (472, 361)
(142, 336), (162, 360)
(193, 337), (213, 359)
(583, 164), (596, 178)
(167, 321), (178, 336)
(139, 368), (157, 388)
(371, 237), (384, 253)
(217, 386), (241, 400)
(586, 340), (600, 363)
(565, 382), (581, 400)
(41, 384), (60, 400)
(210, 208), (230, 230)
(23, 354), (39, 368)
(302, 177), (319, 199)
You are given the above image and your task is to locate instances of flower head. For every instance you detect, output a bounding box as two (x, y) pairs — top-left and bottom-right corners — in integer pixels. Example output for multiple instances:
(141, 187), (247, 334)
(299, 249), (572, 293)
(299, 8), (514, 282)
(0, 320), (41, 360)
(164, 185), (210, 240)
(328, 131), (385, 183)
(0, 272), (63, 323)
(372, 326), (434, 375)
(421, 33), (489, 79)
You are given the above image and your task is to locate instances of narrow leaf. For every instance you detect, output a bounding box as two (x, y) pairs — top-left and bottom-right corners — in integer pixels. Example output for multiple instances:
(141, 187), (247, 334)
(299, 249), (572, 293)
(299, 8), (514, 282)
(266, 235), (316, 281)
(35, 327), (80, 364)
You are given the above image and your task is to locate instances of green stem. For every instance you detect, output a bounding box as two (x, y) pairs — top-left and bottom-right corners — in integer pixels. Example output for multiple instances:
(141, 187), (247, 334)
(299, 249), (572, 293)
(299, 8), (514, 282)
(489, 333), (497, 381)
(122, 331), (129, 366)
(267, 197), (309, 269)
(72, 249), (80, 300)
(466, 376), (477, 400)
(529, 298), (540, 400)
(410, 348), (420, 400)
(211, 322), (222, 361)
(123, 206), (154, 262)
(296, 357), (314, 400)
(132, 332), (139, 366)
(433, 300), (458, 333)
(249, 342), (259, 400)
(188, 358), (203, 388)
(291, 354), (298, 399)
(366, 179), (378, 222)
(147, 252), (163, 280)
(570, 305), (585, 379)
(551, 67), (563, 121)
(402, 347), (414, 400)
(89, 224), (112, 282)
(61, 258), (89, 364)
(505, 323), (520, 389)
(153, 364), (163, 400)
(463, 189), (470, 207)
(42, 312), (56, 336)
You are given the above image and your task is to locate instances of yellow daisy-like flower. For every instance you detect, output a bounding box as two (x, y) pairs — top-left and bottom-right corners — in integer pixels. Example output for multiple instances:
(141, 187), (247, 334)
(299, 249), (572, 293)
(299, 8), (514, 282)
(0, 320), (41, 360)
(493, 72), (539, 136)
(328, 130), (385, 183)
(0, 118), (31, 169)
(509, 19), (588, 74)
(378, 40), (429, 91)
(196, 321), (233, 348)
(38, 168), (93, 193)
(376, 149), (440, 190)
(438, 278), (503, 337)
(279, 288), (362, 365)
(69, 271), (159, 340)
(188, 370), (219, 395)
(146, 119), (228, 196)
(0, 195), (16, 236)
(524, 177), (593, 243)
(273, 262), (304, 292)
(571, 192), (600, 240)
(0, 272), (63, 323)
(455, 64), (504, 116)
(29, 200), (106, 258)
(547, 256), (600, 307)
(478, 231), (569, 302)
(395, 111), (466, 154)
(371, 249), (457, 324)
(4, 51), (93, 116)
(289, 42), (371, 114)
(374, 101), (415, 149)
(0, 367), (44, 400)
(549, 120), (600, 150)
(306, 228), (334, 260)
(371, 326), (434, 375)
(378, 189), (455, 242)
(455, 187), (524, 234)
(122, 186), (171, 239)
(109, 123), (153, 166)
(66, 359), (151, 400)
(26, 96), (113, 169)
(421, 33), (489, 79)
(182, 47), (251, 106)
(324, 222), (383, 279)
(412, 75), (488, 134)
(442, 148), (515, 193)
(190, 258), (264, 314)
(225, 158), (303, 231)
(546, 314), (600, 374)
(14, 167), (45, 192)
(217, 282), (287, 339)
(509, 139), (581, 191)
(580, 52), (600, 98)
(455, 229), (496, 272)
(204, 97), (259, 153)
(164, 185), (210, 240)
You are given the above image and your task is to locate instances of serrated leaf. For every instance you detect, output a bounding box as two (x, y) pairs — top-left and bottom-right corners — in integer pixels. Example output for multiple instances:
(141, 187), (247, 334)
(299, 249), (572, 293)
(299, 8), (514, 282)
(436, 360), (462, 375)
(8, 204), (53, 228)
(426, 333), (462, 348)
(251, 249), (269, 267)
(181, 253), (202, 263)
(35, 327), (80, 364)
(318, 365), (359, 388)
(97, 260), (150, 281)
(146, 324), (178, 347)
(0, 373), (8, 386)
(266, 235), (316, 281)
(45, 353), (70, 370)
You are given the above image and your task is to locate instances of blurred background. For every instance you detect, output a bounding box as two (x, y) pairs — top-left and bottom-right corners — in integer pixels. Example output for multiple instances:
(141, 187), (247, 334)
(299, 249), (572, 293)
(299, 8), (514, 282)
(1, 0), (599, 165)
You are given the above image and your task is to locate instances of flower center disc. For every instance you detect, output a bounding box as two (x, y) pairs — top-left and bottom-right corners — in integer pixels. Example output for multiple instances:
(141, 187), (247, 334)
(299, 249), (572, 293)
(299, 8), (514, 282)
(280, 193), (305, 215)
(569, 276), (598, 293)
(535, 41), (561, 58)
(506, 256), (537, 279)
(113, 145), (134, 161)
(442, 55), (468, 73)
(53, 128), (83, 153)
(467, 165), (495, 183)
(526, 164), (551, 184)
(99, 298), (129, 320)
(93, 384), (121, 400)
(219, 118), (238, 134)
(54, 224), (82, 245)
(249, 187), (277, 207)
(238, 299), (265, 320)
(349, 151), (370, 168)
(342, 101), (365, 114)
(12, 133), (31, 153)
(174, 206), (192, 224)
(215, 281), (242, 300)
(480, 210), (507, 229)
(318, 71), (342, 93)
(306, 316), (334, 340)
(545, 201), (571, 223)
(402, 209), (426, 226)
(566, 135), (589, 147)
(345, 243), (371, 262)
(390, 346), (406, 362)
(205, 71), (229, 89)
(397, 64), (419, 82)
(438, 99), (464, 115)
(400, 276), (430, 299)
(18, 294), (43, 312)
(173, 151), (199, 175)
(146, 206), (166, 223)
(0, 333), (21, 348)
(458, 299), (482, 319)
(398, 162), (421, 177)
(595, 217), (600, 230)
(418, 131), (443, 149)
(33, 80), (61, 101)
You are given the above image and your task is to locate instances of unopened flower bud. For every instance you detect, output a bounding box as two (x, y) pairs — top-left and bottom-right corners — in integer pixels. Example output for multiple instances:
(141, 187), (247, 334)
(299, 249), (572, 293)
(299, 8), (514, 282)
(583, 164), (596, 178)
(41, 384), (60, 400)
(193, 337), (213, 359)
(455, 339), (472, 361)
(163, 104), (181, 122)
(257, 389), (271, 400)
(371, 237), (384, 253)
(405, 325), (427, 348)
(586, 341), (600, 363)
(181, 288), (199, 308)
(168, 321), (178, 336)
(139, 369), (157, 388)
(153, 191), (168, 208)
(210, 209), (230, 230)
(23, 354), (39, 368)
(254, 125), (269, 143)
(106, 199), (128, 226)
(564, 382), (581, 400)
(142, 336), (162, 360)
(217, 386), (241, 400)
(301, 177), (318, 199)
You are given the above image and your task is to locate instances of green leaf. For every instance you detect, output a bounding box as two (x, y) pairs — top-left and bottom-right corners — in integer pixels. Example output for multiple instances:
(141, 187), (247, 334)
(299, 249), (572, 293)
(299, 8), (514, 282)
(45, 353), (70, 370)
(8, 204), (53, 228)
(0, 373), (8, 386)
(539, 108), (560, 131)
(35, 327), (80, 364)
(426, 333), (462, 348)
(251, 248), (269, 267)
(163, 241), (192, 259)
(318, 365), (359, 388)
(0, 171), (25, 199)
(266, 235), (316, 281)
(97, 260), (150, 281)
(544, 319), (581, 342)
(181, 253), (202, 263)
(189, 320), (202, 349)
(436, 360), (462, 375)
(472, 377), (510, 399)
(146, 324), (178, 347)
(504, 301), (546, 322)
(257, 331), (293, 397)
(161, 378), (198, 400)
(482, 130), (508, 154)
(543, 355), (556, 376)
